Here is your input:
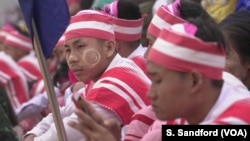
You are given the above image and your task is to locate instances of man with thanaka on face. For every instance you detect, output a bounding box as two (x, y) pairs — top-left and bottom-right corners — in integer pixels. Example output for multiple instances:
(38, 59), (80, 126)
(24, 9), (151, 141)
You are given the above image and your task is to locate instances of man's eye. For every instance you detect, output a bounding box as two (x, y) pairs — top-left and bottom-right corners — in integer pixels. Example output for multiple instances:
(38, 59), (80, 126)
(78, 44), (86, 49)
(155, 80), (162, 84)
(65, 48), (70, 52)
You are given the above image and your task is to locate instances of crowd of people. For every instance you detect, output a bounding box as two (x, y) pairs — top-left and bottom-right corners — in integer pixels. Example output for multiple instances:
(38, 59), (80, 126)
(0, 0), (250, 141)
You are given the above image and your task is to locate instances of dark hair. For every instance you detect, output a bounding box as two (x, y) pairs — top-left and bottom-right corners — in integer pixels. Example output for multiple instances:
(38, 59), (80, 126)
(187, 17), (226, 87)
(219, 10), (250, 63)
(188, 17), (226, 50)
(80, 0), (93, 10)
(117, 0), (142, 20)
(53, 61), (69, 86)
(11, 22), (30, 37)
(178, 0), (215, 23)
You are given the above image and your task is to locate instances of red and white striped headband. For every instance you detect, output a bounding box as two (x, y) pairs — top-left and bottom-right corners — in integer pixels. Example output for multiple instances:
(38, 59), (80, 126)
(55, 35), (65, 47)
(18, 58), (42, 81)
(65, 10), (115, 41)
(112, 17), (144, 41)
(0, 24), (17, 42)
(103, 1), (144, 41)
(148, 1), (185, 38)
(4, 32), (32, 52)
(148, 23), (225, 80)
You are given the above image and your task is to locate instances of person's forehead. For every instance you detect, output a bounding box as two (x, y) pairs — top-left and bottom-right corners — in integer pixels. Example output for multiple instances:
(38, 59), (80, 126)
(147, 61), (166, 74)
(65, 37), (97, 45)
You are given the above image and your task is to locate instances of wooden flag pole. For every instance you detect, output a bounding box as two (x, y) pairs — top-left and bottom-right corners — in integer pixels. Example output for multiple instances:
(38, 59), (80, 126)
(31, 19), (68, 141)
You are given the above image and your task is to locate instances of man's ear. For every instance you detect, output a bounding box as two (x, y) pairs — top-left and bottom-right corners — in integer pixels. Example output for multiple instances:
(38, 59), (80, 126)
(190, 70), (203, 93)
(104, 40), (116, 58)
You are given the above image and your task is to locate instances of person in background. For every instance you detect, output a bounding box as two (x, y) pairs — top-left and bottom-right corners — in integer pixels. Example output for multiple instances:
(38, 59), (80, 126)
(144, 0), (214, 58)
(0, 86), (18, 141)
(0, 27), (32, 133)
(16, 34), (74, 134)
(123, 0), (156, 47)
(0, 23), (16, 51)
(0, 30), (30, 109)
(103, 0), (146, 58)
(67, 0), (82, 15)
(219, 10), (250, 90)
(102, 0), (148, 77)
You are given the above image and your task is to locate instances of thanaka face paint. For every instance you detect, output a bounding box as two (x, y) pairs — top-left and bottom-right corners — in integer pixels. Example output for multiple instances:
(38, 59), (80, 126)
(81, 48), (101, 68)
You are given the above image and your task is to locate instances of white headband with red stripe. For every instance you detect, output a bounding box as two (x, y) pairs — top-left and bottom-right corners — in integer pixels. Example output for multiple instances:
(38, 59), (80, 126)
(18, 58), (42, 81)
(65, 10), (115, 41)
(4, 32), (32, 52)
(148, 23), (225, 80)
(112, 17), (144, 41)
(0, 24), (17, 42)
(103, 1), (144, 41)
(55, 35), (65, 47)
(148, 0), (185, 38)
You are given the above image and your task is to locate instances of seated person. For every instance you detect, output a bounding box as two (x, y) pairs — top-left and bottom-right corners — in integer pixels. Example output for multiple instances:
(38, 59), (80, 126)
(24, 9), (151, 141)
(68, 17), (250, 141)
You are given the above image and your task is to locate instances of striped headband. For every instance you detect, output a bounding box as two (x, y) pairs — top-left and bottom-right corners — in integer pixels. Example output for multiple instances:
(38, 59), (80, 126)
(112, 16), (144, 41)
(18, 58), (42, 81)
(4, 32), (32, 52)
(65, 10), (115, 41)
(55, 34), (65, 47)
(148, 23), (225, 80)
(103, 1), (144, 41)
(0, 24), (17, 42)
(148, 1), (185, 38)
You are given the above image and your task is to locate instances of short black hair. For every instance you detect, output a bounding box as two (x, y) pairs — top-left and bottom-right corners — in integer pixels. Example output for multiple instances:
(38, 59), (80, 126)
(188, 17), (225, 51)
(219, 10), (250, 63)
(11, 22), (30, 37)
(117, 0), (142, 20)
(53, 61), (69, 86)
(178, 0), (215, 23)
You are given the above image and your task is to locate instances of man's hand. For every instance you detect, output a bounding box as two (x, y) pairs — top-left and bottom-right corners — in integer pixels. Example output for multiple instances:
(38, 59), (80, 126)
(68, 99), (121, 141)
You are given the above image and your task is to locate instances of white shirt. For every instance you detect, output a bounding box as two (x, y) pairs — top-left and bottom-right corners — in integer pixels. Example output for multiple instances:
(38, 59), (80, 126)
(127, 44), (147, 59)
(26, 54), (140, 141)
(222, 71), (249, 93)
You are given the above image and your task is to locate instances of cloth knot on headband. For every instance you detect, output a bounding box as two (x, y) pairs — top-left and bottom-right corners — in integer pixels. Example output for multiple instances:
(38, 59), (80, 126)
(148, 22), (225, 80)
(164, 0), (181, 17)
(103, 0), (118, 17)
(147, 2), (185, 38)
